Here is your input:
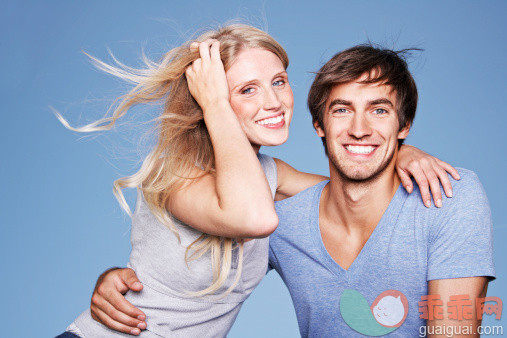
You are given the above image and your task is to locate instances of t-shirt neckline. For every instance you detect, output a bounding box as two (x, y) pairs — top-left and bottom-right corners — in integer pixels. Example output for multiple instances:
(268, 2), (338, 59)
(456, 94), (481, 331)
(309, 180), (408, 277)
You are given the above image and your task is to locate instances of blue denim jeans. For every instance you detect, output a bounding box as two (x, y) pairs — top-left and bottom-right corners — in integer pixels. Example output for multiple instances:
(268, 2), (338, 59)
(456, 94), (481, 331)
(55, 332), (81, 338)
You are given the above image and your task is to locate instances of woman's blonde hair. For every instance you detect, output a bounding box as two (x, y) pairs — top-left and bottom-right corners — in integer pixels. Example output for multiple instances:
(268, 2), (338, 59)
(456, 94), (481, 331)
(55, 24), (289, 296)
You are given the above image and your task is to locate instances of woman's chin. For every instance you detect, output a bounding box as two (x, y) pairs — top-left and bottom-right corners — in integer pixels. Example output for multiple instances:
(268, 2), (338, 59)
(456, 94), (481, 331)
(249, 129), (290, 150)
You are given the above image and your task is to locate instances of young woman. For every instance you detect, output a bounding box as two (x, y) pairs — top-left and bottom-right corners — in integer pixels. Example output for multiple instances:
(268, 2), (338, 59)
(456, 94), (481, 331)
(56, 24), (458, 337)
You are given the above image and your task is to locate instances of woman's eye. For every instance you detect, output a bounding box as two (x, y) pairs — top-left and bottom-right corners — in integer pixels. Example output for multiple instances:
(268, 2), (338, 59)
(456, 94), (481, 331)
(273, 79), (285, 87)
(373, 108), (387, 115)
(241, 87), (254, 94)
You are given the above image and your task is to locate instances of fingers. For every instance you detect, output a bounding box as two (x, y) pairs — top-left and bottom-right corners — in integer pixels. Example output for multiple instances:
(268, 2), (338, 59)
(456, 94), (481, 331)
(420, 160), (442, 208)
(396, 167), (413, 194)
(398, 148), (460, 208)
(189, 39), (219, 63)
(90, 268), (147, 333)
(408, 162), (432, 208)
(122, 268), (143, 292)
(433, 163), (454, 198)
(185, 63), (194, 79)
(198, 40), (212, 64)
(191, 58), (201, 73)
(198, 39), (219, 65)
(436, 158), (461, 181)
(187, 39), (217, 77)
(101, 281), (145, 319)
(185, 39), (228, 108)
(91, 302), (142, 336)
(91, 292), (146, 330)
(209, 40), (221, 63)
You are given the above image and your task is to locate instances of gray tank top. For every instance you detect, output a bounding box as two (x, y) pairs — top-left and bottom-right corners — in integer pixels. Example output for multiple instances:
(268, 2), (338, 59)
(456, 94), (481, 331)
(72, 153), (277, 337)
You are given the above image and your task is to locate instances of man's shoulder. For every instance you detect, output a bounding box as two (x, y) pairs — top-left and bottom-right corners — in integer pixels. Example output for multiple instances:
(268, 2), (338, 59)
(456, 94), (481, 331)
(405, 167), (491, 240)
(410, 167), (486, 210)
(397, 167), (490, 241)
(451, 167), (485, 196)
(440, 167), (487, 210)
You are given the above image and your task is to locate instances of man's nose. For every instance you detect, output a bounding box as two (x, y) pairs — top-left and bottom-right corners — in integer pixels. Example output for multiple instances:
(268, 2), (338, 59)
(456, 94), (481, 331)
(263, 88), (282, 111)
(348, 113), (372, 139)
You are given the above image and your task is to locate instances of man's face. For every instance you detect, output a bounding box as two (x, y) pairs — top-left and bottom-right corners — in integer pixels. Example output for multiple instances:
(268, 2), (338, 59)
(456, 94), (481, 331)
(315, 76), (410, 182)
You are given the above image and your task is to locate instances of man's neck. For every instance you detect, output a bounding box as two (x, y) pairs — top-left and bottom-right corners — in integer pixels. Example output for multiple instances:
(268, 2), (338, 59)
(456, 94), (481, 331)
(321, 162), (401, 235)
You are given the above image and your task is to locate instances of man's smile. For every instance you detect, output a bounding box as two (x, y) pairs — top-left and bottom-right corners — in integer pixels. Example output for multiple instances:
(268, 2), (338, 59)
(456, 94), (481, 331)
(344, 144), (377, 154)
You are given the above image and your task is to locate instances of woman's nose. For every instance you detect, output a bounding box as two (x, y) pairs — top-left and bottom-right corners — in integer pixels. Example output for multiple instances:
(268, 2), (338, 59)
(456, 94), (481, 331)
(263, 88), (282, 111)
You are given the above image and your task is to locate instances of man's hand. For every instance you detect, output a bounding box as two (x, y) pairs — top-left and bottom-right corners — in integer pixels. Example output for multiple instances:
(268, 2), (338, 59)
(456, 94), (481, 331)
(90, 267), (147, 336)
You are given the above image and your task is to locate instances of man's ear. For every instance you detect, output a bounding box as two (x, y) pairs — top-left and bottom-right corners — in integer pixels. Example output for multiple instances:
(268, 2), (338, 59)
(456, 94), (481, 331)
(314, 120), (325, 137)
(398, 123), (411, 140)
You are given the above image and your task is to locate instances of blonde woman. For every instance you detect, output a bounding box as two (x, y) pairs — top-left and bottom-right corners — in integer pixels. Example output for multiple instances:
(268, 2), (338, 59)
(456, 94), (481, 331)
(56, 25), (458, 337)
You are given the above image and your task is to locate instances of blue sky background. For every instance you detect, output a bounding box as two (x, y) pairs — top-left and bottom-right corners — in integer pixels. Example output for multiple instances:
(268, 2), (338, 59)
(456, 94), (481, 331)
(1, 1), (506, 337)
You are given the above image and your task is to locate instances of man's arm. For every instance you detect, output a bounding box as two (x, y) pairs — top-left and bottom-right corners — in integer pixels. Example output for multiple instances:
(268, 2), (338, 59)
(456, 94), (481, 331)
(90, 267), (146, 335)
(427, 277), (488, 338)
(425, 170), (494, 337)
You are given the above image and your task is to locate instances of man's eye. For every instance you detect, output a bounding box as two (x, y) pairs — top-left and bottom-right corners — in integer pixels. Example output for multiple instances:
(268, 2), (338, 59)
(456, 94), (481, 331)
(241, 87), (254, 94)
(333, 108), (348, 114)
(273, 79), (285, 87)
(373, 108), (387, 115)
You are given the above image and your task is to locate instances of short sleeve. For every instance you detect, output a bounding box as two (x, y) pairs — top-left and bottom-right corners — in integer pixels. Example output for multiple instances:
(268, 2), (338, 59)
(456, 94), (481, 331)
(427, 170), (495, 281)
(257, 153), (278, 199)
(267, 238), (278, 274)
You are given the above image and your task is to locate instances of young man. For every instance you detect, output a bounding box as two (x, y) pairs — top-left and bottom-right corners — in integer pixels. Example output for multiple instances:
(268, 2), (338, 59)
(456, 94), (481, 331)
(268, 45), (495, 336)
(83, 46), (495, 337)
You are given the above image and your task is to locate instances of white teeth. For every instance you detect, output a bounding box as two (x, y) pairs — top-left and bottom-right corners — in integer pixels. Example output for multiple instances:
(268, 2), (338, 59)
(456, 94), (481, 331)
(256, 114), (284, 125)
(345, 145), (376, 154)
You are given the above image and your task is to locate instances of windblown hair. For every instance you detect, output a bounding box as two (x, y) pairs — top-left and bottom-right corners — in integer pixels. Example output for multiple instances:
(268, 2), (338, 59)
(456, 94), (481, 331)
(308, 44), (419, 153)
(55, 24), (289, 296)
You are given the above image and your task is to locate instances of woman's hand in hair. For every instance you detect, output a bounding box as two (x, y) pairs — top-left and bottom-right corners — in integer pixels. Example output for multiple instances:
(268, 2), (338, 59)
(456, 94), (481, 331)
(90, 267), (146, 335)
(169, 39), (277, 239)
(397, 144), (460, 208)
(186, 39), (229, 112)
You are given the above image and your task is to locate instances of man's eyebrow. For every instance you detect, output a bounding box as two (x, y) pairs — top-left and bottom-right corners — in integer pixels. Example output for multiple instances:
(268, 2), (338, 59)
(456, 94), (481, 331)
(328, 99), (352, 110)
(367, 98), (394, 107)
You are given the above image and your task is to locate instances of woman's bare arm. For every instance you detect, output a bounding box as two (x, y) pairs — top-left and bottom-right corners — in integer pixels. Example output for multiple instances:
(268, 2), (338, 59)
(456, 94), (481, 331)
(170, 40), (277, 238)
(273, 158), (327, 201)
(274, 145), (460, 206)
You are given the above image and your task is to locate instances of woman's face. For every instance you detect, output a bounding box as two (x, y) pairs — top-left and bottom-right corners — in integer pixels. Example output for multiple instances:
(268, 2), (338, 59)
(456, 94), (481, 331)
(225, 48), (294, 152)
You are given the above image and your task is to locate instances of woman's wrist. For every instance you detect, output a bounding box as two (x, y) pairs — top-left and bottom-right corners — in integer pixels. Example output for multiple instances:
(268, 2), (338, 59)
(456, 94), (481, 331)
(202, 98), (234, 118)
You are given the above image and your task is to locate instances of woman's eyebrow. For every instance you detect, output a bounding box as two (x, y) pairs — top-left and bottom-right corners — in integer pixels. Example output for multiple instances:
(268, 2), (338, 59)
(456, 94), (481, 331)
(231, 70), (287, 91)
(273, 71), (288, 78)
(230, 79), (257, 91)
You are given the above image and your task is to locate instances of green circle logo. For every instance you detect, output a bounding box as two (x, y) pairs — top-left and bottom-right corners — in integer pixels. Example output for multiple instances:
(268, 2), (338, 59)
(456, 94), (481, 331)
(340, 289), (409, 336)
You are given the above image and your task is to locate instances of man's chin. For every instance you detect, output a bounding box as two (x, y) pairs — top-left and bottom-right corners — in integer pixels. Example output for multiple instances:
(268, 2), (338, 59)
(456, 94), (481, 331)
(334, 161), (392, 183)
(339, 170), (378, 182)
